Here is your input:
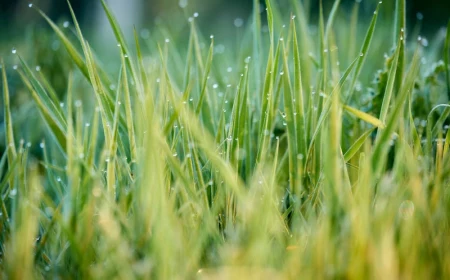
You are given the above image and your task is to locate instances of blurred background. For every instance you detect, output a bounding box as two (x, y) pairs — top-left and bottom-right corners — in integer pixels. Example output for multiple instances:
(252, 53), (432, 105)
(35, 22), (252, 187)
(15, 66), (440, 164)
(1, 0), (449, 39)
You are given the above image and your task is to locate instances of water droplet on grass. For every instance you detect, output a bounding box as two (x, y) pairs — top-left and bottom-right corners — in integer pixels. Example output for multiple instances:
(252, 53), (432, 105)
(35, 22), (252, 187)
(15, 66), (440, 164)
(11, 48), (17, 54)
(35, 65), (41, 71)
(179, 0), (188, 8)
(28, 3), (33, 8)
(416, 12), (423, 20)
(234, 18), (243, 27)
(193, 12), (199, 17)
(63, 21), (70, 28)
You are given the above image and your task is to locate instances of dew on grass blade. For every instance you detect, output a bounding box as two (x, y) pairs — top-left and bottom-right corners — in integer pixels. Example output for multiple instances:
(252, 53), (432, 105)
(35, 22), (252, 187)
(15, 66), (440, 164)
(179, 0), (188, 8)
(10, 189), (17, 196)
(234, 18), (243, 27)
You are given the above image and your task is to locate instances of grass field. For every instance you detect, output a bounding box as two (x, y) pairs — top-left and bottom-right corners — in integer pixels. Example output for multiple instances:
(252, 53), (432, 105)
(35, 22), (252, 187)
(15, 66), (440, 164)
(1, 0), (450, 278)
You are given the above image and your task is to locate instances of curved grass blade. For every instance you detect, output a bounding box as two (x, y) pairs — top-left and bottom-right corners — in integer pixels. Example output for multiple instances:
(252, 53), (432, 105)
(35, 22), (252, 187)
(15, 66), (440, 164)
(35, 7), (89, 79)
(17, 61), (67, 151)
(344, 128), (376, 162)
(324, 0), (341, 43)
(343, 105), (385, 129)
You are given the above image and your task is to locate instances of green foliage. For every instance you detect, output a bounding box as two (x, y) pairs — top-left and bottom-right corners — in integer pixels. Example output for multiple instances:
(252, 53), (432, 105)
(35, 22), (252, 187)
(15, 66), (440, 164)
(1, 0), (450, 279)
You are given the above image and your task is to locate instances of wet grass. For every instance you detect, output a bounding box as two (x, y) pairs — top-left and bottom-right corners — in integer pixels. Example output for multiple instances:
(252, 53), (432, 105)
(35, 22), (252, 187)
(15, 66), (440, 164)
(1, 0), (450, 278)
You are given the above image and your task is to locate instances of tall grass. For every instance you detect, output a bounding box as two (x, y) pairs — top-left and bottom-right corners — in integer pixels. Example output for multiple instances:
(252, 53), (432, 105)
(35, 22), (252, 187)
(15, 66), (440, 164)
(1, 0), (450, 278)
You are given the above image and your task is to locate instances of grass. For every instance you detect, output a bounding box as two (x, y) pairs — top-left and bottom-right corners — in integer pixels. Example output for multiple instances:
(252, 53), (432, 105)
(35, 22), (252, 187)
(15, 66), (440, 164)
(1, 0), (450, 278)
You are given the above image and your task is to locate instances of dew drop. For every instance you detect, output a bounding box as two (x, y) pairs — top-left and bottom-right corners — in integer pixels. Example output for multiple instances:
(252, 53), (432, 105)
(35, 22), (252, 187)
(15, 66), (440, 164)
(416, 12), (423, 20)
(213, 84), (218, 89)
(420, 38), (428, 47)
(28, 3), (33, 8)
(234, 18), (244, 27)
(63, 21), (70, 28)
(193, 12), (199, 18)
(179, 0), (188, 8)
(227, 67), (233, 73)
(35, 65), (41, 72)
(10, 189), (17, 196)
(40, 142), (45, 149)
(11, 48), (17, 54)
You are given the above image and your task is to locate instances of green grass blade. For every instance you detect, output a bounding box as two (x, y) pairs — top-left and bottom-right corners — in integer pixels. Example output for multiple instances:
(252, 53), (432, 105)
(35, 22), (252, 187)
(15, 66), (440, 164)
(292, 19), (307, 161)
(324, 0), (341, 43)
(120, 53), (137, 163)
(378, 39), (401, 124)
(444, 20), (450, 100)
(281, 42), (298, 194)
(343, 105), (385, 129)
(1, 59), (17, 161)
(344, 128), (376, 162)
(306, 57), (359, 164)
(372, 47), (421, 179)
(347, 1), (381, 101)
